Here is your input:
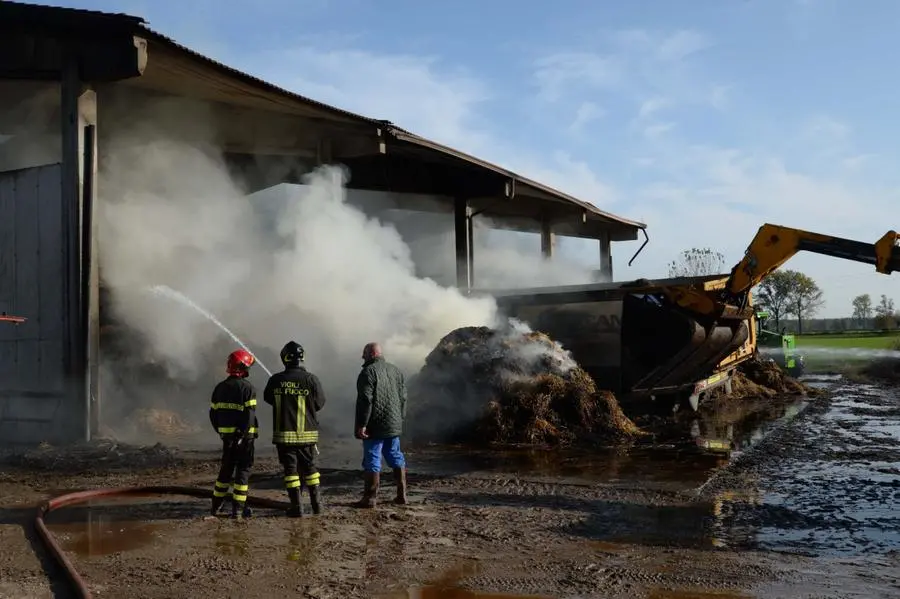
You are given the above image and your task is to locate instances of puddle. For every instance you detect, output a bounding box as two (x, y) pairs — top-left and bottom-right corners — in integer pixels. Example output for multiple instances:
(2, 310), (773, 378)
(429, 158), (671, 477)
(43, 496), (205, 557)
(47, 515), (161, 557)
(647, 590), (751, 599)
(405, 586), (550, 598)
(396, 562), (551, 599)
(713, 381), (900, 556)
(284, 521), (324, 564)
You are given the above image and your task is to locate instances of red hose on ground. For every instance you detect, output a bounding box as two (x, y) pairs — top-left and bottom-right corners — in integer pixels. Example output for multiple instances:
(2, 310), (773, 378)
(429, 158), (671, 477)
(34, 485), (291, 599)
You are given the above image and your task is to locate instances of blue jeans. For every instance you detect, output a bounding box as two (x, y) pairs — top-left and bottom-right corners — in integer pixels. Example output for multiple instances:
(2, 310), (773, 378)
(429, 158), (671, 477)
(362, 437), (406, 473)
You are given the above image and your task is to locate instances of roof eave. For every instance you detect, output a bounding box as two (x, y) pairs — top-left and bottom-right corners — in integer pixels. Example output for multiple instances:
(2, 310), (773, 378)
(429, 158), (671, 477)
(385, 127), (647, 231)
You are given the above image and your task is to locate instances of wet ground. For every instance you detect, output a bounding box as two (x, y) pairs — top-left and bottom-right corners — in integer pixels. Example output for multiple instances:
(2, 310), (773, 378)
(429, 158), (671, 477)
(1, 374), (900, 598)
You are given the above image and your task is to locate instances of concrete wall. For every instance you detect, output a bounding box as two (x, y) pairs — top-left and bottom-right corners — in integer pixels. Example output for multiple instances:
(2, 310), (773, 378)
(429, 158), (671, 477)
(0, 164), (80, 444)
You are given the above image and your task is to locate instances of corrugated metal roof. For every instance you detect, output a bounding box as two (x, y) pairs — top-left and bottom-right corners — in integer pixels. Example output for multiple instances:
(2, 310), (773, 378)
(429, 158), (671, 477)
(385, 126), (647, 230)
(3, 1), (646, 231)
(0, 1), (144, 30)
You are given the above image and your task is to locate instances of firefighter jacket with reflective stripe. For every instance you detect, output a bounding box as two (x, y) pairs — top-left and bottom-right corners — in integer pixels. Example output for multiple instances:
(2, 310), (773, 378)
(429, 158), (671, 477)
(263, 365), (327, 445)
(209, 375), (259, 439)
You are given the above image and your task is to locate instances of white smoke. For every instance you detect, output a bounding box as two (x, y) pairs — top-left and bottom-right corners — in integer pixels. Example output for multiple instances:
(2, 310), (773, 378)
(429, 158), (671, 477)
(382, 211), (606, 289)
(95, 96), (602, 437)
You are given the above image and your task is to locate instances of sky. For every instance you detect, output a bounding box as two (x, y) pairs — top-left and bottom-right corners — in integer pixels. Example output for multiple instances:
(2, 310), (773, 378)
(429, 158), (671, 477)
(42, 0), (900, 318)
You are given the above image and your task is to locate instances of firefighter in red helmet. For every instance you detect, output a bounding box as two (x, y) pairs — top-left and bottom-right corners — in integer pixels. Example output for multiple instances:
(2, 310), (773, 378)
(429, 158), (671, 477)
(208, 348), (259, 519)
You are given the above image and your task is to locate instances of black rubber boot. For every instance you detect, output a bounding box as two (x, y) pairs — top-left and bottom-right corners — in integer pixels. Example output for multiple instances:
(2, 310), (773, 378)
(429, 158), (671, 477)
(393, 468), (408, 505)
(286, 487), (303, 518)
(308, 485), (322, 515)
(230, 499), (243, 519)
(241, 504), (252, 519)
(353, 472), (379, 508)
(210, 496), (225, 517)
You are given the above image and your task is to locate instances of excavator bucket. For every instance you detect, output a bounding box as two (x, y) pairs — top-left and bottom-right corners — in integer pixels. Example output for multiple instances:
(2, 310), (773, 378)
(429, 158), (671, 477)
(477, 275), (750, 408)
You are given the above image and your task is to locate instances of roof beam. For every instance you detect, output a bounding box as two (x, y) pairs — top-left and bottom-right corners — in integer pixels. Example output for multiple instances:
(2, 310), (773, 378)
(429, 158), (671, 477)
(0, 32), (147, 81)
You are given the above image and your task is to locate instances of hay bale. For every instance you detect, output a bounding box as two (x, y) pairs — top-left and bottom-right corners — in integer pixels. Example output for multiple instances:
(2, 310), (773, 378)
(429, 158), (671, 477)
(131, 408), (199, 437)
(408, 324), (643, 447)
(708, 356), (814, 402)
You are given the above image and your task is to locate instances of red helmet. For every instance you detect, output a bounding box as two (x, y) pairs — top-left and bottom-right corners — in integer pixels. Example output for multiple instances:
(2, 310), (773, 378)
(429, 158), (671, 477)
(226, 349), (255, 377)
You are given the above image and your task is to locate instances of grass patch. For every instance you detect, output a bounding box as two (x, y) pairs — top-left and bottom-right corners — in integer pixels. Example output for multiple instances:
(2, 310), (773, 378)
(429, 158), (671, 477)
(792, 331), (900, 373)
(796, 331), (900, 349)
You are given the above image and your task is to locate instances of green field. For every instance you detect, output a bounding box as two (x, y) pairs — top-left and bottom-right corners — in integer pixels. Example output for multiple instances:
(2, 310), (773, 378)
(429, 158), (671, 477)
(793, 331), (900, 372)
(796, 331), (900, 350)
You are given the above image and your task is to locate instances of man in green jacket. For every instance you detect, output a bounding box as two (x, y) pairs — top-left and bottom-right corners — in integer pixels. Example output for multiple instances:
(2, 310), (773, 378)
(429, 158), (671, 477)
(353, 342), (408, 508)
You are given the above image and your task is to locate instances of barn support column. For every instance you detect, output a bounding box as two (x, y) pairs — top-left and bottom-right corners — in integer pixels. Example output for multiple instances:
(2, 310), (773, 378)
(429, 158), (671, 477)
(598, 231), (613, 281)
(81, 94), (99, 441)
(540, 217), (556, 259)
(62, 56), (99, 442)
(454, 197), (472, 290)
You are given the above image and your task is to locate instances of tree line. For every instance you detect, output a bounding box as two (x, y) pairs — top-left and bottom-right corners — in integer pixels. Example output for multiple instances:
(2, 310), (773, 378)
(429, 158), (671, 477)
(849, 293), (898, 329)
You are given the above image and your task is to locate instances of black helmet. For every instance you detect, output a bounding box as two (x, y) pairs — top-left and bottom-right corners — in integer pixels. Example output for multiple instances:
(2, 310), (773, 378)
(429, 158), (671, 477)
(280, 341), (305, 367)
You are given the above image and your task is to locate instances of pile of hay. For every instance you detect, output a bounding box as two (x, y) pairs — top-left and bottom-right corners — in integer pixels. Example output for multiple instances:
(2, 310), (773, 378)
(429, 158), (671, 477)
(407, 324), (643, 447)
(709, 356), (813, 402)
(131, 408), (200, 437)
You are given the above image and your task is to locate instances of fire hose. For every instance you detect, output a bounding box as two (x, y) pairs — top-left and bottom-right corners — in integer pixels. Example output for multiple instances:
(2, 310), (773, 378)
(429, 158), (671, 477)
(34, 485), (291, 599)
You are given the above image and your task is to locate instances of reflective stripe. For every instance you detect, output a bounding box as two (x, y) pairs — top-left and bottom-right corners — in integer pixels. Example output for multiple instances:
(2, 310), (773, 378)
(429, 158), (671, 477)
(217, 426), (258, 435)
(210, 402), (244, 411)
(298, 394), (306, 438)
(245, 398), (257, 408)
(213, 480), (231, 497)
(272, 430), (318, 444)
(284, 475), (301, 490)
(304, 472), (320, 486)
(233, 482), (249, 502)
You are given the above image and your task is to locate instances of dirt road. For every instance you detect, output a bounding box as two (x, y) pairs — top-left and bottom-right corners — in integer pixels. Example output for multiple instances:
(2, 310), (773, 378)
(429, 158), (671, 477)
(2, 375), (899, 598)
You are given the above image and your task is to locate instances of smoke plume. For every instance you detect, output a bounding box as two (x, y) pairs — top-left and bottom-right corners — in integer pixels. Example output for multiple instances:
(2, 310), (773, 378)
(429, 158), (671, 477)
(95, 97), (600, 440)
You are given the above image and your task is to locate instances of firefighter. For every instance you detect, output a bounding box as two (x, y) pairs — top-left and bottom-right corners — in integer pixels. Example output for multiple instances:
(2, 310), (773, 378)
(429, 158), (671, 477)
(263, 341), (327, 517)
(209, 348), (259, 519)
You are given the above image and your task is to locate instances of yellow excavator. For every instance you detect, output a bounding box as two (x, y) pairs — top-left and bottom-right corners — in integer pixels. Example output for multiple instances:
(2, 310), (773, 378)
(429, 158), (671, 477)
(481, 224), (900, 414)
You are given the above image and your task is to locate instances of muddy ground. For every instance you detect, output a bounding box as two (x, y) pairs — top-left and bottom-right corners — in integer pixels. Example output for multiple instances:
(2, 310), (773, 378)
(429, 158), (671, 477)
(2, 375), (900, 599)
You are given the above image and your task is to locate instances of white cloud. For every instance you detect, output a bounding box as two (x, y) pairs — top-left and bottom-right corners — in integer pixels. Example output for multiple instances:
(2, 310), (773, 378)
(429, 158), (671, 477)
(532, 52), (622, 102)
(803, 114), (851, 141)
(638, 96), (669, 119)
(263, 48), (492, 154)
(643, 122), (676, 139)
(174, 25), (895, 318)
(655, 30), (712, 62)
(568, 101), (606, 133)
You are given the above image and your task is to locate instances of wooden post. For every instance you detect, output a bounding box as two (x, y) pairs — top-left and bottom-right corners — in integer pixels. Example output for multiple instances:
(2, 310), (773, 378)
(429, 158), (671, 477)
(80, 90), (99, 441)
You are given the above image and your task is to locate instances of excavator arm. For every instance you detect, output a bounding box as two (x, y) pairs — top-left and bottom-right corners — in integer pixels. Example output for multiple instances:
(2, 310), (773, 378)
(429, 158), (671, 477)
(661, 224), (900, 322)
(725, 224), (900, 298)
